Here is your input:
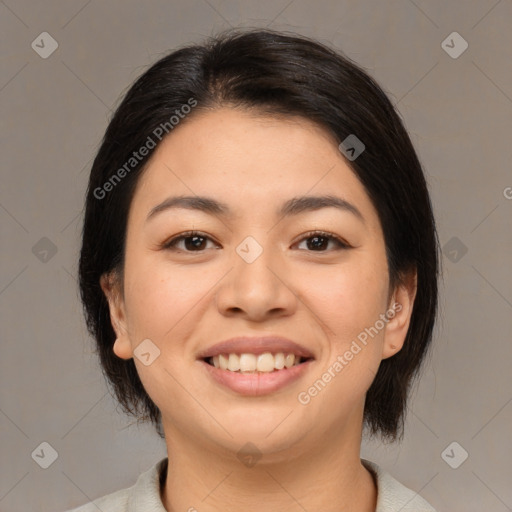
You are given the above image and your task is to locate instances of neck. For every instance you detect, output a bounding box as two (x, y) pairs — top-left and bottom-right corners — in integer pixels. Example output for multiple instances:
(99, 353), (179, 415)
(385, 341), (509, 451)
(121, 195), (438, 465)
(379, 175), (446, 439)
(160, 419), (377, 512)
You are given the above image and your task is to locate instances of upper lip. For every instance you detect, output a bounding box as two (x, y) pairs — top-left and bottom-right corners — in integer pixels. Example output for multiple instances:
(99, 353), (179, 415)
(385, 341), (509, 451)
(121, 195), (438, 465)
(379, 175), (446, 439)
(197, 336), (315, 360)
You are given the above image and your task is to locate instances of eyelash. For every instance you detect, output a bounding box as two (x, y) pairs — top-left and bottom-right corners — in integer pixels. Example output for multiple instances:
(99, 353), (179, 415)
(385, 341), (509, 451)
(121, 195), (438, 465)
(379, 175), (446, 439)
(161, 230), (351, 252)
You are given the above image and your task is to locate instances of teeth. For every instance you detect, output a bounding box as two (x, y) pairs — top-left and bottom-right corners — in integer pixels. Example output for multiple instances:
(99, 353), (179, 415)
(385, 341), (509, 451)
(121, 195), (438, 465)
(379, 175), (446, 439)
(256, 352), (275, 372)
(284, 354), (295, 368)
(210, 352), (304, 373)
(240, 353), (257, 372)
(228, 353), (240, 371)
(274, 352), (285, 369)
(219, 354), (229, 370)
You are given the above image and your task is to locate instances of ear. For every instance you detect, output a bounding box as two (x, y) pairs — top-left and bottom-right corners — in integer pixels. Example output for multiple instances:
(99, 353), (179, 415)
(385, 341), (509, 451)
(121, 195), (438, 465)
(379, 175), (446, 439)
(381, 268), (417, 360)
(100, 272), (133, 360)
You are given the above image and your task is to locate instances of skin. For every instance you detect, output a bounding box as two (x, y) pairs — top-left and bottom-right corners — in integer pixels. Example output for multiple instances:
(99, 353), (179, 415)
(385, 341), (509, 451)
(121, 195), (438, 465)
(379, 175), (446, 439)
(101, 107), (417, 512)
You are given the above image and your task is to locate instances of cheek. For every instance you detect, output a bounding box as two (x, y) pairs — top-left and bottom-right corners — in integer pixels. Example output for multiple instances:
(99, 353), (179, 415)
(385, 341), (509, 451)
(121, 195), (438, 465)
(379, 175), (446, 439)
(299, 263), (389, 415)
(302, 254), (389, 346)
(121, 256), (215, 409)
(122, 253), (214, 340)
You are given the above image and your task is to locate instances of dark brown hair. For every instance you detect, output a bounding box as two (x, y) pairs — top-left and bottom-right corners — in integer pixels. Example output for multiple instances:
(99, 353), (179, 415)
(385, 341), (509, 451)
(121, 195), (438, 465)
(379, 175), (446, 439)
(79, 28), (440, 442)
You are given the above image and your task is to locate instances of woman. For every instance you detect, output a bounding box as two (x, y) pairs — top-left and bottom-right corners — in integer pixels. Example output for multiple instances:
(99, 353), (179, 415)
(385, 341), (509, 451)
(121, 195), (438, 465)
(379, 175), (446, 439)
(68, 28), (439, 511)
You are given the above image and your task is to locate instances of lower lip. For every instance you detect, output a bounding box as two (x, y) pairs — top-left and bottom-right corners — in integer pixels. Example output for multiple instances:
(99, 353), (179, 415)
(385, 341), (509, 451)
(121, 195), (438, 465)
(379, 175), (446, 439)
(198, 359), (314, 396)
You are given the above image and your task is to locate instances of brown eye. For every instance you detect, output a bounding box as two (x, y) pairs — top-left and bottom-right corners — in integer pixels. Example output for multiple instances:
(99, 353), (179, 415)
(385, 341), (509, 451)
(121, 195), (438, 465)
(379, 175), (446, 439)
(163, 231), (218, 252)
(183, 235), (207, 251)
(306, 235), (330, 250)
(296, 231), (350, 252)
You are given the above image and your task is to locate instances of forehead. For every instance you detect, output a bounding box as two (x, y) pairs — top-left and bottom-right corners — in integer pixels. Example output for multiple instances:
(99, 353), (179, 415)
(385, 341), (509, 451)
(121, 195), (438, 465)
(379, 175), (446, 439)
(130, 107), (380, 229)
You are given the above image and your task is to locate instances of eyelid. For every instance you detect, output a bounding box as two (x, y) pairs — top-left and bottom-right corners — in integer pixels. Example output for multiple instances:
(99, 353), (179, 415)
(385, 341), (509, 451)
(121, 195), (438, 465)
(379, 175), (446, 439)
(293, 230), (352, 250)
(161, 230), (219, 251)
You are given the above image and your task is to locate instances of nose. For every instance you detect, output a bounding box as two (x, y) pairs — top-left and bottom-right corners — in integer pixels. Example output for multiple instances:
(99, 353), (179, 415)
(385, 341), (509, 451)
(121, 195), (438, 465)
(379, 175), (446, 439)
(215, 244), (298, 322)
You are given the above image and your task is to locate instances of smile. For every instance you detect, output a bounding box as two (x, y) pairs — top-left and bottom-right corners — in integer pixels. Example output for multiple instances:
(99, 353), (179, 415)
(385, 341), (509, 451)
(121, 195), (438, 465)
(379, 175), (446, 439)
(199, 354), (314, 396)
(205, 352), (311, 373)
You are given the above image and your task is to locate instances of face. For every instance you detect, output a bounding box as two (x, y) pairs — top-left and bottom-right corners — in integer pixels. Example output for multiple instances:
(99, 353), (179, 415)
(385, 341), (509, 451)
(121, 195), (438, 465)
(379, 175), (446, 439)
(102, 107), (415, 461)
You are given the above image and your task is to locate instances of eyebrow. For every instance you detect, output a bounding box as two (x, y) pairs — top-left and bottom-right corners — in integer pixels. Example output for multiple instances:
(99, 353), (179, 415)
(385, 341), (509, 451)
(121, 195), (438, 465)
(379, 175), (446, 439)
(146, 194), (365, 224)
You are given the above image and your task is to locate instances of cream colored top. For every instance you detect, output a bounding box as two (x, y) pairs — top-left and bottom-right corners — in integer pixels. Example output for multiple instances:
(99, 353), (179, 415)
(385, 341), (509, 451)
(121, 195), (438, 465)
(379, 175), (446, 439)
(64, 457), (436, 511)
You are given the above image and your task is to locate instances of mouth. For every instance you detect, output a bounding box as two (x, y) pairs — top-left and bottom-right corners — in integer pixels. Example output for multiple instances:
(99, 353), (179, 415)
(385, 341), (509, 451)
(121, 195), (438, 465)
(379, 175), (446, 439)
(197, 337), (315, 396)
(202, 353), (314, 374)
(199, 355), (314, 396)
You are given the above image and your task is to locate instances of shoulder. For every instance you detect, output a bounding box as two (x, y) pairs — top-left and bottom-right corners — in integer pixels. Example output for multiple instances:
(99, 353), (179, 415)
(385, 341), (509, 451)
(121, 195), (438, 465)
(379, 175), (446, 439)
(61, 458), (168, 512)
(63, 486), (129, 512)
(362, 459), (437, 512)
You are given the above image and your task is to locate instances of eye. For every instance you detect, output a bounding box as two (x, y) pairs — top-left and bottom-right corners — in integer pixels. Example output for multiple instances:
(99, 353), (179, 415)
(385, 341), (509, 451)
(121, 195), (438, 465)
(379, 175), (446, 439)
(162, 231), (219, 252)
(295, 231), (351, 252)
(161, 230), (351, 253)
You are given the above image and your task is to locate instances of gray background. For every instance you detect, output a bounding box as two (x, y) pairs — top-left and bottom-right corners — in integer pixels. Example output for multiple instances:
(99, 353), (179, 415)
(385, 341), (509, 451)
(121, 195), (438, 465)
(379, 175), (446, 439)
(1, 1), (511, 511)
